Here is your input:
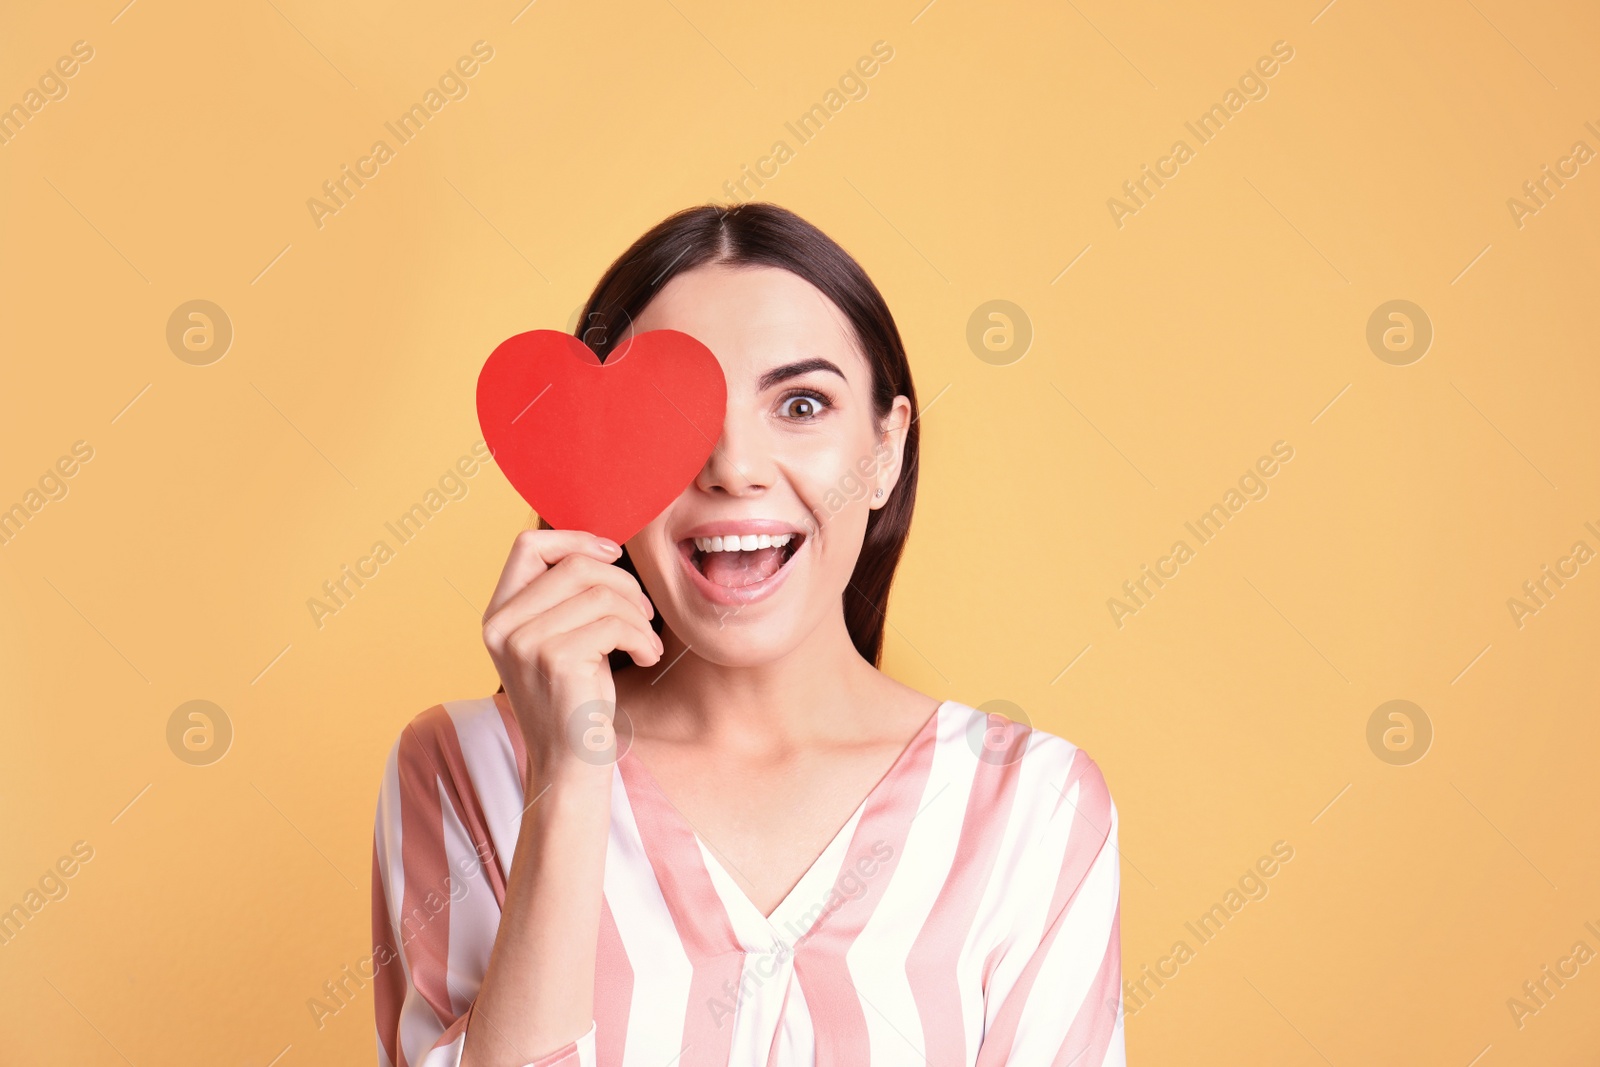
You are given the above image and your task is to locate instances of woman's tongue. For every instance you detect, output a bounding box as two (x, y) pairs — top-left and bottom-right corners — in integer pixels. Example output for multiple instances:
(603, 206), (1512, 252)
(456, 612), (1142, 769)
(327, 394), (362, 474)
(700, 546), (786, 588)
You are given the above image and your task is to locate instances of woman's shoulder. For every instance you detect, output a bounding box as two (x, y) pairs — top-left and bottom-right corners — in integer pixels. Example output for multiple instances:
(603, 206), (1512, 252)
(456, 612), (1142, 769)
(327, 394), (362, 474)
(378, 692), (523, 798)
(930, 697), (1118, 864)
(934, 702), (1119, 923)
(935, 698), (1112, 791)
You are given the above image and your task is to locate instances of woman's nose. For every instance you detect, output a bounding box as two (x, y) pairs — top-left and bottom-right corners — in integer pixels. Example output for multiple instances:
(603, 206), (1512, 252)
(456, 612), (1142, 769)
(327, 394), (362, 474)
(694, 410), (774, 496)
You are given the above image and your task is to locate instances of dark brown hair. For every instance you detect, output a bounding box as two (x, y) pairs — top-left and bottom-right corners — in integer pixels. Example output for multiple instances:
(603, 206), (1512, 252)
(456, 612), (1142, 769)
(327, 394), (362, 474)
(511, 201), (919, 676)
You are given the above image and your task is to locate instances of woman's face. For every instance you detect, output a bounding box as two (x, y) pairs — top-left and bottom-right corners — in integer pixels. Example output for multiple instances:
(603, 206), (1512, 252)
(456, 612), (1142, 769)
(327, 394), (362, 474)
(618, 263), (911, 667)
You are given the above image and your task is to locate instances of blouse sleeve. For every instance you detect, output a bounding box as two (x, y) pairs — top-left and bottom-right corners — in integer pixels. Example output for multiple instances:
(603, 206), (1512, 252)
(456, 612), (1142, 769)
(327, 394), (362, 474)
(371, 710), (599, 1067)
(975, 749), (1125, 1066)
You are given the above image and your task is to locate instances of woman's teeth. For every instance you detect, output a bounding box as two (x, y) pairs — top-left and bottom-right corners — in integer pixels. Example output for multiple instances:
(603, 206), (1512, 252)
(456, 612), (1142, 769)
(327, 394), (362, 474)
(693, 533), (794, 553)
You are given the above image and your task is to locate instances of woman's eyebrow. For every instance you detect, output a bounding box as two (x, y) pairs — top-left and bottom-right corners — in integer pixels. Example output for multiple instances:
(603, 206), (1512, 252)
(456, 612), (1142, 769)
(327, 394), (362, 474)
(756, 357), (847, 391)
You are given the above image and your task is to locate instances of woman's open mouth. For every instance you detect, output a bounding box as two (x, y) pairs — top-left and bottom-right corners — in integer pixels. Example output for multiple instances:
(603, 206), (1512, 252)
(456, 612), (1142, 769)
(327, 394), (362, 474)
(676, 526), (806, 606)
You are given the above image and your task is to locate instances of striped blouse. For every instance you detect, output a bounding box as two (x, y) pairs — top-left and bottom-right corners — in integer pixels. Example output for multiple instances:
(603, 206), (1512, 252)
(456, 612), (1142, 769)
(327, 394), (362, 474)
(371, 694), (1124, 1067)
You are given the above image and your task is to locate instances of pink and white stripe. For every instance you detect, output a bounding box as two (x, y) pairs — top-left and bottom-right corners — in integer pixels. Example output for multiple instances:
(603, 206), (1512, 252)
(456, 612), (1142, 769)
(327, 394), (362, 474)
(371, 697), (1124, 1066)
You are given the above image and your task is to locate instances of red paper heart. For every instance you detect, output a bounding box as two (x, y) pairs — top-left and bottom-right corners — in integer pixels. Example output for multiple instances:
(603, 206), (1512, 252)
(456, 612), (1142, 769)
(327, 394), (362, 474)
(476, 329), (727, 545)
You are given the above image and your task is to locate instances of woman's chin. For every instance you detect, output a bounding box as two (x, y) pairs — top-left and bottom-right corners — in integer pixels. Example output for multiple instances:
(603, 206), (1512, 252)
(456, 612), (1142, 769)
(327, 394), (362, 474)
(665, 616), (803, 668)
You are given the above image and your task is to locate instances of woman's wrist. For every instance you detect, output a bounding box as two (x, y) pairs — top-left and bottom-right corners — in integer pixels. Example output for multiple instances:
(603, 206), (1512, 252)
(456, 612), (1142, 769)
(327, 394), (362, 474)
(522, 749), (615, 820)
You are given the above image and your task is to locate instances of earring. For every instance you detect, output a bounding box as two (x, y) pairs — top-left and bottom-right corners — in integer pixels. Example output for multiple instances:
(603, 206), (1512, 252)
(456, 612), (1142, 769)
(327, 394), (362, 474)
(874, 488), (884, 499)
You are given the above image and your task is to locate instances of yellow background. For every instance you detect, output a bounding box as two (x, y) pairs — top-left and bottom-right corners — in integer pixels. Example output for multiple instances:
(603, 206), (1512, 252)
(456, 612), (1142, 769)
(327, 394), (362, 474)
(2, 0), (1597, 1063)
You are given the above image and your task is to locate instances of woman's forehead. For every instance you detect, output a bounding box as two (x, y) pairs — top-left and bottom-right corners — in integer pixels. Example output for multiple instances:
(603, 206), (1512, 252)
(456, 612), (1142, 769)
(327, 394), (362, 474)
(627, 264), (867, 382)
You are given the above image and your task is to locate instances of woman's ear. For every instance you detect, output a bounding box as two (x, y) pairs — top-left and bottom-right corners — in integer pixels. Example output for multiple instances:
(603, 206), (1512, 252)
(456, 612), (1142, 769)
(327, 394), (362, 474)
(870, 395), (913, 509)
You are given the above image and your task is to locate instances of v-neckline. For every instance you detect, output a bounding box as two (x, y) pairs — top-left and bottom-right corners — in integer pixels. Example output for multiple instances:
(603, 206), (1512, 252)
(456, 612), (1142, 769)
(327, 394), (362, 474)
(618, 699), (949, 934)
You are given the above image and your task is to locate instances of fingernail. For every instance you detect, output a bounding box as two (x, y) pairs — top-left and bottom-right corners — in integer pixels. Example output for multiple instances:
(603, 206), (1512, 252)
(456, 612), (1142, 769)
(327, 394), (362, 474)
(596, 537), (621, 555)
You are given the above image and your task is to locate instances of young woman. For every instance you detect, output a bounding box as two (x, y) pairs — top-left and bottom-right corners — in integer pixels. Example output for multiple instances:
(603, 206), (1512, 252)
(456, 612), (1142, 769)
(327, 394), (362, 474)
(371, 203), (1123, 1067)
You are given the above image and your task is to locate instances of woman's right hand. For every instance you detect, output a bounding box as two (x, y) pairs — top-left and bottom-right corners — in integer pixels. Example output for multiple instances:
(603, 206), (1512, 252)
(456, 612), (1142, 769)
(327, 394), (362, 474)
(481, 528), (662, 785)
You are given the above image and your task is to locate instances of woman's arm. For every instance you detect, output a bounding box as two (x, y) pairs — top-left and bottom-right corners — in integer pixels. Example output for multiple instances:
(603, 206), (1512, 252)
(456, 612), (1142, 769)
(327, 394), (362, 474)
(371, 712), (606, 1067)
(372, 529), (662, 1067)
(975, 749), (1124, 1066)
(459, 756), (613, 1065)
(467, 530), (661, 1066)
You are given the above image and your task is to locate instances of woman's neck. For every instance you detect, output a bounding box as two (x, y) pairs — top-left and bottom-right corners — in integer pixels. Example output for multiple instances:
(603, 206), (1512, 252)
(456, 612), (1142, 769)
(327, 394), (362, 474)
(614, 611), (887, 753)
